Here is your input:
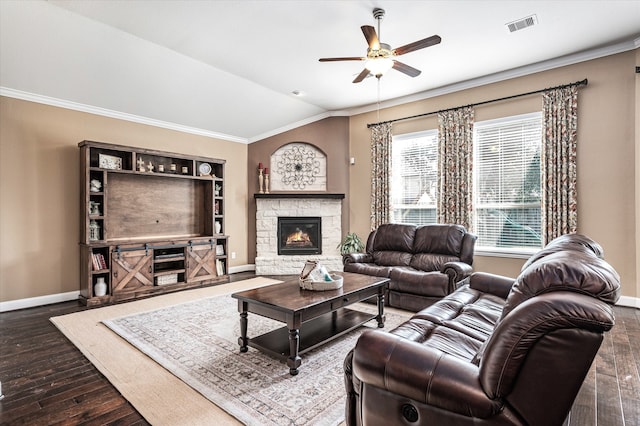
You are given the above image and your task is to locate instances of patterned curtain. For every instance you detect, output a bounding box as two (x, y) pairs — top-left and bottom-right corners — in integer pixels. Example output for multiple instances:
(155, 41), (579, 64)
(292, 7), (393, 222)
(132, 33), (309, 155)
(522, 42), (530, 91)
(541, 85), (578, 244)
(437, 106), (474, 229)
(370, 123), (392, 229)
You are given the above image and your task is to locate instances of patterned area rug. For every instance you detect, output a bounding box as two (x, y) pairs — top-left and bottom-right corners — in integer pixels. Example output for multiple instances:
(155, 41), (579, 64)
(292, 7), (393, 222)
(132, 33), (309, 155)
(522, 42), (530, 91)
(103, 295), (409, 426)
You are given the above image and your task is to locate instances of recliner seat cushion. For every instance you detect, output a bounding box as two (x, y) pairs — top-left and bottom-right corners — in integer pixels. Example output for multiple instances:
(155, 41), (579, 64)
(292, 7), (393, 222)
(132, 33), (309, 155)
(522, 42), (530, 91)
(410, 253), (459, 271)
(389, 267), (449, 297)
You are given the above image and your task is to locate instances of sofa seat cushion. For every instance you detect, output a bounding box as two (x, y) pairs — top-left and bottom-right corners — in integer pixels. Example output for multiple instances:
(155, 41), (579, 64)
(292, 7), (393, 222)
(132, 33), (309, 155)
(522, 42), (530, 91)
(409, 253), (459, 271)
(389, 284), (504, 357)
(373, 250), (412, 266)
(343, 262), (391, 278)
(389, 267), (449, 297)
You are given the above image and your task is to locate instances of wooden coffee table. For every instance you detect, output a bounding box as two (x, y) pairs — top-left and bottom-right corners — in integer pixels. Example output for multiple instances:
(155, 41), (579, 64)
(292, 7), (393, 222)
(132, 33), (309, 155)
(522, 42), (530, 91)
(231, 272), (389, 375)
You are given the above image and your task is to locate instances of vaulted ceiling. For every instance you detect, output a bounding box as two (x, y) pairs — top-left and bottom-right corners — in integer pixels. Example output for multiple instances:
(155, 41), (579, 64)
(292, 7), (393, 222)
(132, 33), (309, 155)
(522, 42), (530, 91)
(1, 1), (639, 142)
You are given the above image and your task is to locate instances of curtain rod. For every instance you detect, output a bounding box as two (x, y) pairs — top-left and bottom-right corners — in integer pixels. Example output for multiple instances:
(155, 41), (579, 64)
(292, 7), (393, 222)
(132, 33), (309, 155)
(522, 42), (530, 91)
(367, 78), (588, 128)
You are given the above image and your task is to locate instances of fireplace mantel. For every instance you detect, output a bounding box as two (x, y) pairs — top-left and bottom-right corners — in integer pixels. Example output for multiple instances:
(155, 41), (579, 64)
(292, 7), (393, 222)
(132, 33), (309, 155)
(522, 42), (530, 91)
(254, 193), (344, 200)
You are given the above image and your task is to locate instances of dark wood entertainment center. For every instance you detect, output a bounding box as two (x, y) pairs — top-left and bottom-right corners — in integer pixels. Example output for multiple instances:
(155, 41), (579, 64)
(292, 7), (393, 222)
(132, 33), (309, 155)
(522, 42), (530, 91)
(78, 141), (228, 306)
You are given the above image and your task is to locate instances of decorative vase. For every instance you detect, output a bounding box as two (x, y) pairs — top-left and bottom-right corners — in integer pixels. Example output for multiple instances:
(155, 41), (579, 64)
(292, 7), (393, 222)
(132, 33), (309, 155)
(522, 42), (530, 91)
(215, 221), (222, 234)
(94, 277), (107, 297)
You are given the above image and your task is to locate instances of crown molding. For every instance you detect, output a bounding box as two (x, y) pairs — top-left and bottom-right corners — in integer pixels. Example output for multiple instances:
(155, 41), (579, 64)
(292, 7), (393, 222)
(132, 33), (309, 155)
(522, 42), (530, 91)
(345, 38), (640, 117)
(247, 110), (350, 143)
(0, 87), (249, 144)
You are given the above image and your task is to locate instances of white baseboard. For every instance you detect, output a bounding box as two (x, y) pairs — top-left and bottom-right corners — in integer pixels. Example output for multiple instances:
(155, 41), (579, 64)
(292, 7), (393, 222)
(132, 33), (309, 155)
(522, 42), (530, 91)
(0, 291), (80, 313)
(1, 268), (637, 313)
(616, 295), (640, 309)
(0, 264), (258, 312)
(228, 264), (255, 274)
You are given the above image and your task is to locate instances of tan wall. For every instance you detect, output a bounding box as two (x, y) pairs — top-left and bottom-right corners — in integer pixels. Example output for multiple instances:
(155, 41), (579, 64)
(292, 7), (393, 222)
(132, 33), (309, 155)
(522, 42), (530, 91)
(0, 96), (248, 302)
(349, 51), (638, 297)
(247, 117), (350, 261)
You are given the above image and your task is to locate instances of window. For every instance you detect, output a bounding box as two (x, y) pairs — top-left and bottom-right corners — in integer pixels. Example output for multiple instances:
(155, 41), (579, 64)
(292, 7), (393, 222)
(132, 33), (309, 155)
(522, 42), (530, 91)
(473, 112), (543, 254)
(390, 113), (543, 255)
(391, 130), (438, 225)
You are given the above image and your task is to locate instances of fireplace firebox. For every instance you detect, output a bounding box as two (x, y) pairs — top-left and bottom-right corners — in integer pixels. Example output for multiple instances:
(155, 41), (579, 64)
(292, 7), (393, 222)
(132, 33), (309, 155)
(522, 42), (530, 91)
(277, 217), (322, 255)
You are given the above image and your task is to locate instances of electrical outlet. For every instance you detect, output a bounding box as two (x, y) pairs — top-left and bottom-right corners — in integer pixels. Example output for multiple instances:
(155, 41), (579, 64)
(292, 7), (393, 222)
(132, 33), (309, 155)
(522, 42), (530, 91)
(231, 252), (236, 259)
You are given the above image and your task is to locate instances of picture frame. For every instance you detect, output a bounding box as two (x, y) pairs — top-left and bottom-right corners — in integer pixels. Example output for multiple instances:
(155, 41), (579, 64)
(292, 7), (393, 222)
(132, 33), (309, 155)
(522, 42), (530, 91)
(216, 244), (225, 255)
(98, 153), (122, 170)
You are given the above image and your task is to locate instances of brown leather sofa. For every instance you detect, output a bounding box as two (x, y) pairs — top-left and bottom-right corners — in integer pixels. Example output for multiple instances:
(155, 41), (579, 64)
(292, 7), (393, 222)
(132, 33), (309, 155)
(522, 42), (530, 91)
(343, 223), (477, 311)
(344, 234), (621, 426)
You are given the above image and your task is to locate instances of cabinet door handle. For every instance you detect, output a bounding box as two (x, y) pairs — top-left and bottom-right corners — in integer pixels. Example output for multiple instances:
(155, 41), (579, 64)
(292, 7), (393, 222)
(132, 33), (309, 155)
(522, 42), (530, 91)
(113, 270), (118, 278)
(149, 265), (152, 273)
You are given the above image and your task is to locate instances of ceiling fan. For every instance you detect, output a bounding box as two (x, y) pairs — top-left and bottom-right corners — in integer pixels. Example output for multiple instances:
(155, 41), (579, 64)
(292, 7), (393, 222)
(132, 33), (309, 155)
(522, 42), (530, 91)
(319, 8), (441, 83)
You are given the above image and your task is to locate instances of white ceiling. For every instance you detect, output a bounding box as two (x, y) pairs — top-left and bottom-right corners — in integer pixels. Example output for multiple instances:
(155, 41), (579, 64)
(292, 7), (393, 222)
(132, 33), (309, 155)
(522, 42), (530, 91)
(1, 1), (639, 142)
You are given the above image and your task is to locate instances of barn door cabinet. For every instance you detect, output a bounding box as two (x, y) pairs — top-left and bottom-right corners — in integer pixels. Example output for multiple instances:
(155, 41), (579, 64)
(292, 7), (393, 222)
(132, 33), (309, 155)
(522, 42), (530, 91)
(79, 140), (228, 306)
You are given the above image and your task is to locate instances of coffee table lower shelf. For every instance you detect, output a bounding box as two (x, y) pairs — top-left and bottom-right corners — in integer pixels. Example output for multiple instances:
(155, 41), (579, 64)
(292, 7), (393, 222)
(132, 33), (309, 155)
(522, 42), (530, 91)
(247, 307), (375, 360)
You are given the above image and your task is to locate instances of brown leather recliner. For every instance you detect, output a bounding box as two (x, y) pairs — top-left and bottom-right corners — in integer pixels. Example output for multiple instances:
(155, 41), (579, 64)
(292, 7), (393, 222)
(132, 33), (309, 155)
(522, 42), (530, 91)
(344, 234), (621, 425)
(343, 223), (477, 311)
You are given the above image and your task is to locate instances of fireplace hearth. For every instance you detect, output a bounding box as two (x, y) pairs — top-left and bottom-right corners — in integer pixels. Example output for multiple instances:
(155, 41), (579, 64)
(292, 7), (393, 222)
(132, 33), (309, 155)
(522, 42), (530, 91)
(278, 217), (321, 255)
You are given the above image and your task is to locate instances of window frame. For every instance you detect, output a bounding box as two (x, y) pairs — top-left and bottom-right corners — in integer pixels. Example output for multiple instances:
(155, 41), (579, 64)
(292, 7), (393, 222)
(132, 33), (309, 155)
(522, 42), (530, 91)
(472, 112), (543, 257)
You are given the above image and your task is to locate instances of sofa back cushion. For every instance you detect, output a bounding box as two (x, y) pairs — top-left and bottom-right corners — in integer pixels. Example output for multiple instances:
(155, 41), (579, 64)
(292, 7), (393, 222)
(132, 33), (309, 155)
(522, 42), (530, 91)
(501, 250), (621, 320)
(369, 224), (416, 267)
(412, 224), (466, 256)
(520, 233), (604, 271)
(371, 223), (416, 252)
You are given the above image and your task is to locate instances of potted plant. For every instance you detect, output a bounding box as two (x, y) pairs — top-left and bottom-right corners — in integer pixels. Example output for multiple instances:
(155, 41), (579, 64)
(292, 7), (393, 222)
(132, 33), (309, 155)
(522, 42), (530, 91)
(337, 232), (364, 256)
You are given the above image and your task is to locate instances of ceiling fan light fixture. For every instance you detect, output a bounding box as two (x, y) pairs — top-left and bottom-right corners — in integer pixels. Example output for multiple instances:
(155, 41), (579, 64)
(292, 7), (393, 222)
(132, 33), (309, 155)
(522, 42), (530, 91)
(365, 57), (394, 76)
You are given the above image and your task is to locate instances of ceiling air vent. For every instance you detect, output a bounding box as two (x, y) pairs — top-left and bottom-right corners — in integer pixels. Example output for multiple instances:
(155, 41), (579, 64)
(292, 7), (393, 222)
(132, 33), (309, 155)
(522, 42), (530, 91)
(506, 14), (538, 33)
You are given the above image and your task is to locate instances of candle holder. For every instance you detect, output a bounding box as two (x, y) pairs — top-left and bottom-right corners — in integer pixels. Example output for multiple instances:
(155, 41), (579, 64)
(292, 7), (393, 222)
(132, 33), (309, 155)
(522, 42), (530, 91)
(264, 171), (270, 194)
(258, 168), (264, 194)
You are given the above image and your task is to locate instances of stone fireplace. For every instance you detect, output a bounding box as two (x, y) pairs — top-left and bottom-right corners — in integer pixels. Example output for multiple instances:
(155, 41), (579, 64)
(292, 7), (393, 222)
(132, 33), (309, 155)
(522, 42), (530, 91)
(255, 194), (344, 275)
(278, 216), (322, 255)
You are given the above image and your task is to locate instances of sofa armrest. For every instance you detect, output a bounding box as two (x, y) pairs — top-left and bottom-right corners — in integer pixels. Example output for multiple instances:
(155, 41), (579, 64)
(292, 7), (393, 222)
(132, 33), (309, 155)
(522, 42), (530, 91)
(441, 261), (473, 286)
(343, 252), (373, 264)
(468, 272), (515, 299)
(353, 330), (502, 418)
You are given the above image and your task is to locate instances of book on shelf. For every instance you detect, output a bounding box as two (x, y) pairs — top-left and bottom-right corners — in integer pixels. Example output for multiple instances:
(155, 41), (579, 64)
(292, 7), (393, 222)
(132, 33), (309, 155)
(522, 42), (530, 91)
(92, 253), (108, 271)
(216, 259), (225, 276)
(216, 244), (225, 255)
(92, 253), (101, 271)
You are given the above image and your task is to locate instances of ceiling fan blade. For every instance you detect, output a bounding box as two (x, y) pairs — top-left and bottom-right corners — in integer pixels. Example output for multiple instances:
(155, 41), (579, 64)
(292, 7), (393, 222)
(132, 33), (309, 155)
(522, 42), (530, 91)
(352, 68), (371, 83)
(393, 61), (422, 77)
(319, 57), (365, 62)
(394, 35), (441, 56)
(361, 25), (380, 50)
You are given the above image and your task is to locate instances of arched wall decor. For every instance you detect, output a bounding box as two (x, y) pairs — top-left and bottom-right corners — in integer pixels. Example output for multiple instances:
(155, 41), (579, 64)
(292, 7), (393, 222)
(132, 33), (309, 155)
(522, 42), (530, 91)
(270, 142), (327, 191)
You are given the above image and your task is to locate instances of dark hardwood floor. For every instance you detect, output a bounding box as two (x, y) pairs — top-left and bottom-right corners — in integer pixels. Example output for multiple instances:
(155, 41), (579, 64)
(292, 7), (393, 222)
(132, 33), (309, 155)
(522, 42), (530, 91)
(1, 273), (638, 425)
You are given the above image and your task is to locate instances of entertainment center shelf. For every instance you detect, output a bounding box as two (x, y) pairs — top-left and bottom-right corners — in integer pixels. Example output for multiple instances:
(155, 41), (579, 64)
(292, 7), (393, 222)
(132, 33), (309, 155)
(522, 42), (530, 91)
(79, 140), (228, 306)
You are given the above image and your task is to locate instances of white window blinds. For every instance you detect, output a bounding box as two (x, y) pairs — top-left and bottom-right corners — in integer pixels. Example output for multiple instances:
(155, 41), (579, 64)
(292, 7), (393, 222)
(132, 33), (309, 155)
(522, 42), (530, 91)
(473, 112), (543, 252)
(391, 130), (438, 225)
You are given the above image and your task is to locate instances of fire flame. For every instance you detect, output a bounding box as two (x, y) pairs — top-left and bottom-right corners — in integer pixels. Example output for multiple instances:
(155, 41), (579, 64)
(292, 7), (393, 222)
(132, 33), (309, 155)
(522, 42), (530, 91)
(286, 229), (311, 244)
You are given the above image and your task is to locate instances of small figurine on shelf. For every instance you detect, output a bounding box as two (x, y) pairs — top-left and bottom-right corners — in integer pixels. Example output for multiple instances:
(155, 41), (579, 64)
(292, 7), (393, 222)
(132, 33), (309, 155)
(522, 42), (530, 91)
(89, 201), (101, 216)
(147, 161), (154, 172)
(215, 183), (222, 196)
(90, 179), (102, 192)
(89, 219), (101, 241)
(258, 162), (264, 194)
(264, 167), (270, 194)
(137, 157), (146, 172)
